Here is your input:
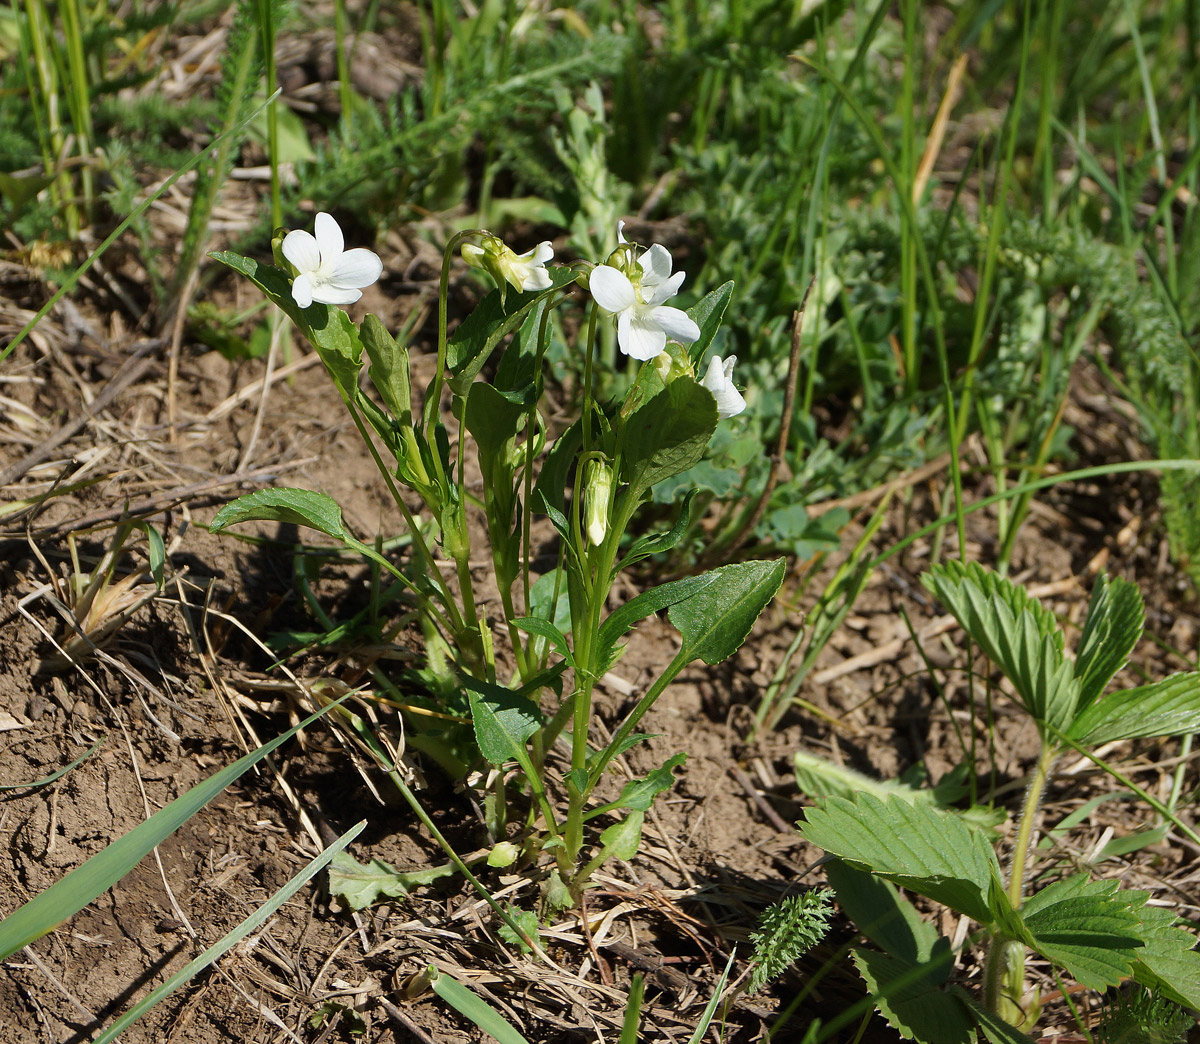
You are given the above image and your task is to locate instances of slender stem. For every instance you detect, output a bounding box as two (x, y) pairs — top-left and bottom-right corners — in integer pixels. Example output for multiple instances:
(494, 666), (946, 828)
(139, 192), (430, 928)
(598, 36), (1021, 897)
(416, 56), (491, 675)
(426, 229), (484, 436)
(1008, 742), (1055, 907)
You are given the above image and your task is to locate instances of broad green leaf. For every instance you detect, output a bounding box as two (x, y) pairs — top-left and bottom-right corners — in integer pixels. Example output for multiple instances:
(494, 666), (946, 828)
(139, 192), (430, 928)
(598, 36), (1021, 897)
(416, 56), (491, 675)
(210, 487), (347, 540)
(0, 697), (349, 959)
(667, 559), (786, 666)
(92, 823), (363, 1044)
(531, 419), (582, 521)
(1067, 672), (1200, 745)
(602, 753), (686, 814)
(429, 966), (533, 1044)
(685, 280), (735, 366)
(614, 489), (700, 572)
(620, 379), (718, 499)
(327, 851), (454, 911)
(595, 572), (717, 673)
(598, 811), (644, 861)
(465, 679), (544, 766)
(210, 251), (364, 400)
(824, 859), (940, 964)
(1128, 900), (1200, 1010)
(852, 945), (974, 1044)
(446, 269), (576, 395)
(799, 793), (1002, 925)
(923, 561), (1079, 736)
(361, 314), (413, 425)
(1021, 875), (1144, 990)
(465, 381), (531, 473)
(1073, 575), (1144, 711)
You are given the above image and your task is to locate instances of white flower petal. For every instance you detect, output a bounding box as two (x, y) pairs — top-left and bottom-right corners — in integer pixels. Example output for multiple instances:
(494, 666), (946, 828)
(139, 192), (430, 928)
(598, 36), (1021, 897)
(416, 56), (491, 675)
(713, 383), (746, 419)
(638, 243), (673, 285)
(290, 272), (314, 308)
(617, 220), (628, 244)
(701, 355), (746, 418)
(651, 305), (700, 344)
(526, 241), (555, 265)
(646, 270), (686, 305)
(519, 266), (553, 292)
(282, 229), (321, 274)
(618, 312), (667, 360)
(311, 284), (363, 305)
(314, 212), (344, 267)
(589, 265), (636, 313)
(329, 247), (383, 289)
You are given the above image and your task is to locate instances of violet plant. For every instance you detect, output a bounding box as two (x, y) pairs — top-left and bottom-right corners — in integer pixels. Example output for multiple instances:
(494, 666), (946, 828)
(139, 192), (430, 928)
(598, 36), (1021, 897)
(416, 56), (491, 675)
(208, 215), (783, 905)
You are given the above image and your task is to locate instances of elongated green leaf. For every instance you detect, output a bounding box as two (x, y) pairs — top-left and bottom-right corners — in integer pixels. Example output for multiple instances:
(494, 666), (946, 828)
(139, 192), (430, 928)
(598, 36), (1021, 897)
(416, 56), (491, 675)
(595, 572), (717, 672)
(210, 252), (364, 400)
(210, 487), (347, 540)
(430, 965), (533, 1044)
(1067, 672), (1200, 745)
(361, 314), (413, 425)
(465, 381), (531, 473)
(685, 280), (735, 366)
(668, 559), (786, 666)
(620, 379), (718, 499)
(91, 822), (364, 1044)
(0, 736), (104, 792)
(606, 753), (686, 814)
(615, 489), (700, 572)
(1073, 575), (1144, 711)
(1021, 875), (1144, 990)
(446, 268), (576, 394)
(512, 616), (574, 667)
(923, 562), (1079, 736)
(531, 419), (581, 521)
(0, 697), (348, 959)
(1128, 899), (1200, 1010)
(799, 794), (1002, 925)
(852, 945), (974, 1044)
(465, 679), (544, 767)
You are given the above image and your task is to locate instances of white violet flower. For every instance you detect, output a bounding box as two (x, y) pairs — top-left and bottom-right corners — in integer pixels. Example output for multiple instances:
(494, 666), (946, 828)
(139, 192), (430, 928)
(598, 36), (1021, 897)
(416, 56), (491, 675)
(589, 239), (701, 361)
(281, 212), (383, 308)
(462, 237), (554, 296)
(701, 355), (747, 419)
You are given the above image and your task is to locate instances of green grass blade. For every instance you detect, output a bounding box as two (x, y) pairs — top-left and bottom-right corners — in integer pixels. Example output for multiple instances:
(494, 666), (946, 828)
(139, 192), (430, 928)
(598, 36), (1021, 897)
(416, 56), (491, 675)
(90, 821), (365, 1044)
(0, 694), (349, 960)
(0, 735), (104, 791)
(430, 965), (533, 1044)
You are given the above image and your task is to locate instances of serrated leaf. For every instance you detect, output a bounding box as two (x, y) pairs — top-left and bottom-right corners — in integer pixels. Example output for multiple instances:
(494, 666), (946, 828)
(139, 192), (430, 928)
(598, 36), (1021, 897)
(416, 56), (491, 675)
(799, 793), (1002, 924)
(685, 281), (735, 366)
(852, 945), (974, 1044)
(1128, 901), (1200, 1010)
(667, 559), (786, 666)
(619, 379), (718, 499)
(1021, 875), (1144, 990)
(210, 488), (347, 540)
(1067, 672), (1200, 745)
(824, 859), (940, 963)
(327, 852), (452, 911)
(922, 561), (1079, 736)
(1073, 575), (1144, 711)
(595, 572), (717, 673)
(465, 679), (544, 767)
(610, 753), (686, 812)
(210, 252), (364, 401)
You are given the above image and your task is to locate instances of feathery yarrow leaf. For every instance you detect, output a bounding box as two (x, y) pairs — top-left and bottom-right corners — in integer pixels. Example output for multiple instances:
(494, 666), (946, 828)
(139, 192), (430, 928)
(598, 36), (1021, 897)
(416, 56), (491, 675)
(748, 889), (834, 993)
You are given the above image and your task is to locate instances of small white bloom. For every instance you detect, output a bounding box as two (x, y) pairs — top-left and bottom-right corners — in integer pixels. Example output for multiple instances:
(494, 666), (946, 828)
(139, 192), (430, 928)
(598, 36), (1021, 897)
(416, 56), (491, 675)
(701, 355), (747, 419)
(281, 212), (382, 308)
(589, 240), (701, 361)
(462, 237), (554, 295)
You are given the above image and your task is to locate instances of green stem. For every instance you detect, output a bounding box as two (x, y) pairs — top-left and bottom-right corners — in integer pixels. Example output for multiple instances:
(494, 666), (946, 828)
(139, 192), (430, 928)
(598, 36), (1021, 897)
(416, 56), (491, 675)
(1008, 742), (1055, 907)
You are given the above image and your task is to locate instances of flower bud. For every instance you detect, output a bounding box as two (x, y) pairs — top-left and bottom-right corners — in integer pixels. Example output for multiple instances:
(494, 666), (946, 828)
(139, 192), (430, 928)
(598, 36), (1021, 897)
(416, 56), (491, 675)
(463, 235), (553, 303)
(584, 458), (613, 547)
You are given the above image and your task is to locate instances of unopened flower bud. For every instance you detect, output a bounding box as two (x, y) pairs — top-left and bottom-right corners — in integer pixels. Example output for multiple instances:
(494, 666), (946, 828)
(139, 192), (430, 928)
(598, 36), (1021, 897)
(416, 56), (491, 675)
(462, 235), (553, 303)
(584, 458), (613, 547)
